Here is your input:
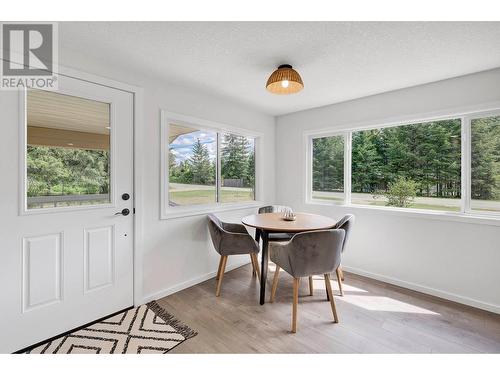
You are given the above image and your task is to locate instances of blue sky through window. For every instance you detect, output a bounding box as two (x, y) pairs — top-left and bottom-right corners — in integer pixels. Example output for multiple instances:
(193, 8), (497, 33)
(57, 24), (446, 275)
(169, 130), (216, 163)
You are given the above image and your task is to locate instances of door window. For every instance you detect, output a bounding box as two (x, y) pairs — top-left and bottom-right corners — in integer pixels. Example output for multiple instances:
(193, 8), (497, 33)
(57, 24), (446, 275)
(26, 89), (111, 209)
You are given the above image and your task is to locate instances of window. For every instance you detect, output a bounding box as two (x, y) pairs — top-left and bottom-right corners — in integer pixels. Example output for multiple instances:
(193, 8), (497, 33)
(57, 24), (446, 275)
(220, 133), (255, 203)
(308, 110), (500, 217)
(168, 124), (217, 206)
(164, 113), (257, 212)
(471, 115), (500, 212)
(351, 119), (461, 211)
(311, 135), (344, 202)
(26, 89), (111, 209)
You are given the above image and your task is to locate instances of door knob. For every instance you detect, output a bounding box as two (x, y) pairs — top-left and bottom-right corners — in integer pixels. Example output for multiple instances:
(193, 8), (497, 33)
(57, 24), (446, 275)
(115, 208), (130, 216)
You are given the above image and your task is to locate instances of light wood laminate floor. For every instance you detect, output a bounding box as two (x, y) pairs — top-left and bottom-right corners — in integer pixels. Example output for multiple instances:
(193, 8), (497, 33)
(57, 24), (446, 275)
(157, 264), (500, 353)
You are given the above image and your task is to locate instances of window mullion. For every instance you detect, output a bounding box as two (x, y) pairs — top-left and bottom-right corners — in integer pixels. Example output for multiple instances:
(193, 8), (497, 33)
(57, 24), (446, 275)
(344, 131), (352, 205)
(216, 132), (221, 203)
(462, 116), (471, 214)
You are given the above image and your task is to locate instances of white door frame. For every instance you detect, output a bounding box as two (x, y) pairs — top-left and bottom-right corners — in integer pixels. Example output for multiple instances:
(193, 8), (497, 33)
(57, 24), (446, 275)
(52, 65), (145, 307)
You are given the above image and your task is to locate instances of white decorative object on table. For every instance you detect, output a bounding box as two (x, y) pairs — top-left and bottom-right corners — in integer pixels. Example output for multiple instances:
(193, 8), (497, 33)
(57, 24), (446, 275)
(282, 208), (297, 221)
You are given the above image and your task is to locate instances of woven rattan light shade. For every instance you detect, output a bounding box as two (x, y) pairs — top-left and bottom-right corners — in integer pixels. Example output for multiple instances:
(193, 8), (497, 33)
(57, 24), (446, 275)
(266, 64), (304, 95)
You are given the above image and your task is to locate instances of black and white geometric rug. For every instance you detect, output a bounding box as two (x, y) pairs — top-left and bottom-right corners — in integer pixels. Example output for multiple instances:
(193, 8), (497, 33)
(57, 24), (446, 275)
(26, 301), (197, 354)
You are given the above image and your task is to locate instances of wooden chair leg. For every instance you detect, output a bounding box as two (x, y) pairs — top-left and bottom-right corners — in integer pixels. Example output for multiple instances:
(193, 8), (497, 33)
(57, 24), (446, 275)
(308, 276), (314, 296)
(215, 256), (224, 280)
(215, 256), (228, 297)
(292, 277), (300, 333)
(324, 274), (339, 323)
(270, 265), (280, 302)
(250, 253), (261, 281)
(336, 268), (344, 296)
(338, 265), (344, 281)
(250, 254), (257, 277)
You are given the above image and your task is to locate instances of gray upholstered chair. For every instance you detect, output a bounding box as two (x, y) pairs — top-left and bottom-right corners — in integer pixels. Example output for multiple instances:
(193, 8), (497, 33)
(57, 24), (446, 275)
(269, 229), (345, 333)
(256, 205), (294, 242)
(207, 214), (261, 297)
(332, 214), (355, 296)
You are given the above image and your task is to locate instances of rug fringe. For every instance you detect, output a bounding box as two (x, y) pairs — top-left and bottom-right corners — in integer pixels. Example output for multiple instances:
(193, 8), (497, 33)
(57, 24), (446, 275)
(146, 301), (198, 340)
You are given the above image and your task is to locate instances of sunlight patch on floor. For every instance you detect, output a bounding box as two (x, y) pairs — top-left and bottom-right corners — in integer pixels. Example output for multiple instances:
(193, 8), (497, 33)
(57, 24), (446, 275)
(309, 277), (369, 293)
(343, 295), (440, 315)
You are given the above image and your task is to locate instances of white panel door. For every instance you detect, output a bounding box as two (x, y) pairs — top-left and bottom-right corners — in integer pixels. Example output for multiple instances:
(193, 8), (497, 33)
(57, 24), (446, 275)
(0, 74), (134, 353)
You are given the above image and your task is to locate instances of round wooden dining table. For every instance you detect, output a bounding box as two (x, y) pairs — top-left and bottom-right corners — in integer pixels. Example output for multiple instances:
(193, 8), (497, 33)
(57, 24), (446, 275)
(241, 212), (337, 305)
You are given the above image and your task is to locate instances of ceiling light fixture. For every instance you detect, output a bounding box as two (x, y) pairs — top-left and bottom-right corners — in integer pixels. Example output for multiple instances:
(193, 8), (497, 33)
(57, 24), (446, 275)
(266, 64), (304, 95)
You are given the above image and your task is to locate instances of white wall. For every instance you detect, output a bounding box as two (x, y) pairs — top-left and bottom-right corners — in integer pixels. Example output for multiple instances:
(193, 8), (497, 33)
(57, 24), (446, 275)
(276, 68), (500, 313)
(59, 50), (276, 304)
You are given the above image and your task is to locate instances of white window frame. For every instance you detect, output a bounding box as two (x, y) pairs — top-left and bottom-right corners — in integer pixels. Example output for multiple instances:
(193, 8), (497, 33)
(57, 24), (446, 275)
(305, 108), (500, 224)
(465, 109), (500, 217)
(160, 110), (263, 220)
(305, 131), (349, 205)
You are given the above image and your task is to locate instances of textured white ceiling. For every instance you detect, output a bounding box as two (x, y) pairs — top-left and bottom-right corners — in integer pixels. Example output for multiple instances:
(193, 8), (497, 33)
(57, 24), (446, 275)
(59, 22), (500, 116)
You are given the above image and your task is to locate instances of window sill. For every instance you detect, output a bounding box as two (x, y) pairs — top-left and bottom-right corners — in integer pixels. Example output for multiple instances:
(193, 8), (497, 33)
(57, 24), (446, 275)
(305, 199), (500, 227)
(161, 201), (263, 220)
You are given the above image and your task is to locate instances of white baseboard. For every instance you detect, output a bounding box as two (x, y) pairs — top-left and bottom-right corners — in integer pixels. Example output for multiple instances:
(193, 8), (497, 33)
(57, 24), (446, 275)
(343, 265), (500, 314)
(140, 260), (250, 305)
